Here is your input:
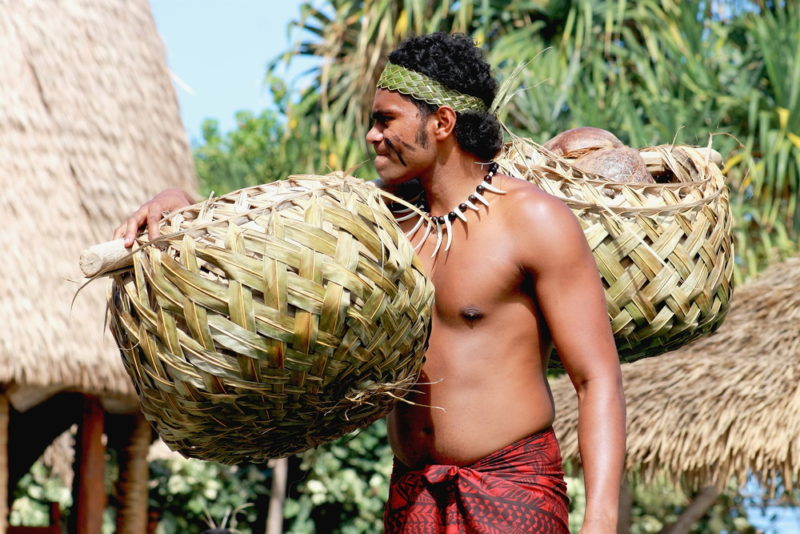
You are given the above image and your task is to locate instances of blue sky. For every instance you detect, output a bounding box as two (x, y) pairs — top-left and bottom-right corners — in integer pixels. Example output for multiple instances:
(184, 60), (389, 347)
(150, 0), (313, 145)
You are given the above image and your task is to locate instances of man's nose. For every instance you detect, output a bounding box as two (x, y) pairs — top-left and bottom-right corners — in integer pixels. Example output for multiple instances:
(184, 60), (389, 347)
(366, 124), (382, 144)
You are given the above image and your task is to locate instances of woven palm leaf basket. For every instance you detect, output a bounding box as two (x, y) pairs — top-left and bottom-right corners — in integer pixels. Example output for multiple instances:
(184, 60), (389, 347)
(496, 138), (735, 362)
(108, 175), (434, 463)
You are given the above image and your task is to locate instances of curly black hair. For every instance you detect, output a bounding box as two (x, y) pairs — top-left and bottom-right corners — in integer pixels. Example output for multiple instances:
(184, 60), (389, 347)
(387, 33), (503, 162)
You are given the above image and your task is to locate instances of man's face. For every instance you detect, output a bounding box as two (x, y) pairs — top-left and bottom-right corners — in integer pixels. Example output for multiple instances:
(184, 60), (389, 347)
(366, 89), (436, 184)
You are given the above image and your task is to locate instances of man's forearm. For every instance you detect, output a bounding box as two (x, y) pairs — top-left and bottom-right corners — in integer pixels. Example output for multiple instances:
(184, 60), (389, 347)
(576, 374), (626, 530)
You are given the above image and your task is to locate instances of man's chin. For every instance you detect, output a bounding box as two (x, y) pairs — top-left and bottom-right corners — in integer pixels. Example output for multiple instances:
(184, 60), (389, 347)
(377, 175), (414, 191)
(376, 166), (410, 184)
(374, 158), (421, 186)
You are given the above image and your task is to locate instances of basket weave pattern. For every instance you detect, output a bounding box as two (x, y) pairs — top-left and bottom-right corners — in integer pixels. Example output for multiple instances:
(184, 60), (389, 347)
(496, 141), (734, 362)
(110, 175), (434, 463)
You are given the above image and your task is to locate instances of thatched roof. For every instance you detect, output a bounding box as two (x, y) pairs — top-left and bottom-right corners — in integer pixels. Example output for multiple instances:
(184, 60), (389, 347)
(0, 0), (197, 406)
(552, 257), (800, 493)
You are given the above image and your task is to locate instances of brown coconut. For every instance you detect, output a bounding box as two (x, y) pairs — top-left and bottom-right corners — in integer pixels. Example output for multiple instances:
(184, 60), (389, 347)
(543, 127), (624, 158)
(573, 146), (655, 184)
(544, 127), (655, 183)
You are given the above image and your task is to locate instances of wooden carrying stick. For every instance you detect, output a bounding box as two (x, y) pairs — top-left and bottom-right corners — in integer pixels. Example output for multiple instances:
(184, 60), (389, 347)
(79, 147), (723, 278)
(80, 239), (133, 277)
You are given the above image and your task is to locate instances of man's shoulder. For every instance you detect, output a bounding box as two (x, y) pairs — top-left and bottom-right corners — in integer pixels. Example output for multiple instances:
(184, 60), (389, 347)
(497, 174), (577, 229)
(496, 174), (590, 271)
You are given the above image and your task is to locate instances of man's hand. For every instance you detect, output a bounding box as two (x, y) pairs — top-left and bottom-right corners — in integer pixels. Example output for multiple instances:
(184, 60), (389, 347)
(113, 188), (194, 247)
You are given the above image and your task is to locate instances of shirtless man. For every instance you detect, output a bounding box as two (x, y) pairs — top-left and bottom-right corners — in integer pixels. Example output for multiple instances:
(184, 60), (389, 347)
(116, 33), (624, 534)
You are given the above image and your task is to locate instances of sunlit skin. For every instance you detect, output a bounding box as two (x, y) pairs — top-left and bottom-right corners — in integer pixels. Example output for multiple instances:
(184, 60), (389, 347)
(367, 89), (625, 533)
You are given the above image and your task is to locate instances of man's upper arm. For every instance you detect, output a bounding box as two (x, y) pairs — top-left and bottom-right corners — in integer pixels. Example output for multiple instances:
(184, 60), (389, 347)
(518, 192), (619, 382)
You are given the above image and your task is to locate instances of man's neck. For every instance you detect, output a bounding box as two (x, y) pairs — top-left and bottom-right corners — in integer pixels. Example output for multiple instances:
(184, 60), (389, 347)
(418, 147), (491, 217)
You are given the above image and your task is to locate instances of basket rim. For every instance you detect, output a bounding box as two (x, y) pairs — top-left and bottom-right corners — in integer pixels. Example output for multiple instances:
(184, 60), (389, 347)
(497, 140), (728, 214)
(501, 140), (722, 185)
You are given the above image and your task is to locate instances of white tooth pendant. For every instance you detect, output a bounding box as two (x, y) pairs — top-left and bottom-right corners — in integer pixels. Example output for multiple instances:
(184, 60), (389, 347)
(453, 205), (468, 222)
(481, 181), (506, 194)
(416, 219), (434, 250)
(473, 191), (490, 206)
(431, 217), (444, 257)
(443, 215), (454, 252)
(402, 161), (504, 257)
(393, 208), (419, 222)
(406, 212), (425, 236)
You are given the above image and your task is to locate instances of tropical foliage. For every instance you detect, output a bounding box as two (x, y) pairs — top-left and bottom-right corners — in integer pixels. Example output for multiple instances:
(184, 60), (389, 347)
(284, 420), (393, 533)
(193, 111), (287, 197)
(10, 462), (73, 528)
(147, 459), (269, 533)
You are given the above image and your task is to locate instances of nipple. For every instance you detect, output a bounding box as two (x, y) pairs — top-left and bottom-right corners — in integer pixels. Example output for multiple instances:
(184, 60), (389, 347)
(461, 306), (484, 321)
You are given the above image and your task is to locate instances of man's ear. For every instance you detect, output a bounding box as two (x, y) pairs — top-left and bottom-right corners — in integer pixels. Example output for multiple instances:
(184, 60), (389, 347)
(432, 106), (457, 140)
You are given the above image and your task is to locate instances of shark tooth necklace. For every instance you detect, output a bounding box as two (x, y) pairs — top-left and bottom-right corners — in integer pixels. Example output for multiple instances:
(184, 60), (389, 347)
(391, 162), (506, 256)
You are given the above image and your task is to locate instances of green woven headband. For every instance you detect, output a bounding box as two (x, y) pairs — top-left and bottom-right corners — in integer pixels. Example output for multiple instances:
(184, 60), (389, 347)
(376, 63), (488, 114)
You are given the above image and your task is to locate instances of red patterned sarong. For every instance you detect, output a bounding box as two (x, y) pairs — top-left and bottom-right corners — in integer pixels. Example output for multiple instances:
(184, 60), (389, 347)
(384, 427), (569, 533)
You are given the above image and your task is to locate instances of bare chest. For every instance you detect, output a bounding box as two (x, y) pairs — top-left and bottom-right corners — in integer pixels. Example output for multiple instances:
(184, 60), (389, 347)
(401, 214), (526, 323)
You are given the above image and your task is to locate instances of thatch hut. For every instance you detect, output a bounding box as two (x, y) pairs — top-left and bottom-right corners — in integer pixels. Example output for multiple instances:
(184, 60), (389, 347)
(0, 0), (196, 532)
(551, 256), (800, 527)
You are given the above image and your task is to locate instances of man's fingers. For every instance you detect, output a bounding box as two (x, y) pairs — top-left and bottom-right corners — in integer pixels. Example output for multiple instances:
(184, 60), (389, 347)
(113, 222), (125, 240)
(115, 190), (188, 247)
(146, 207), (162, 241)
(123, 216), (142, 247)
(117, 206), (147, 247)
